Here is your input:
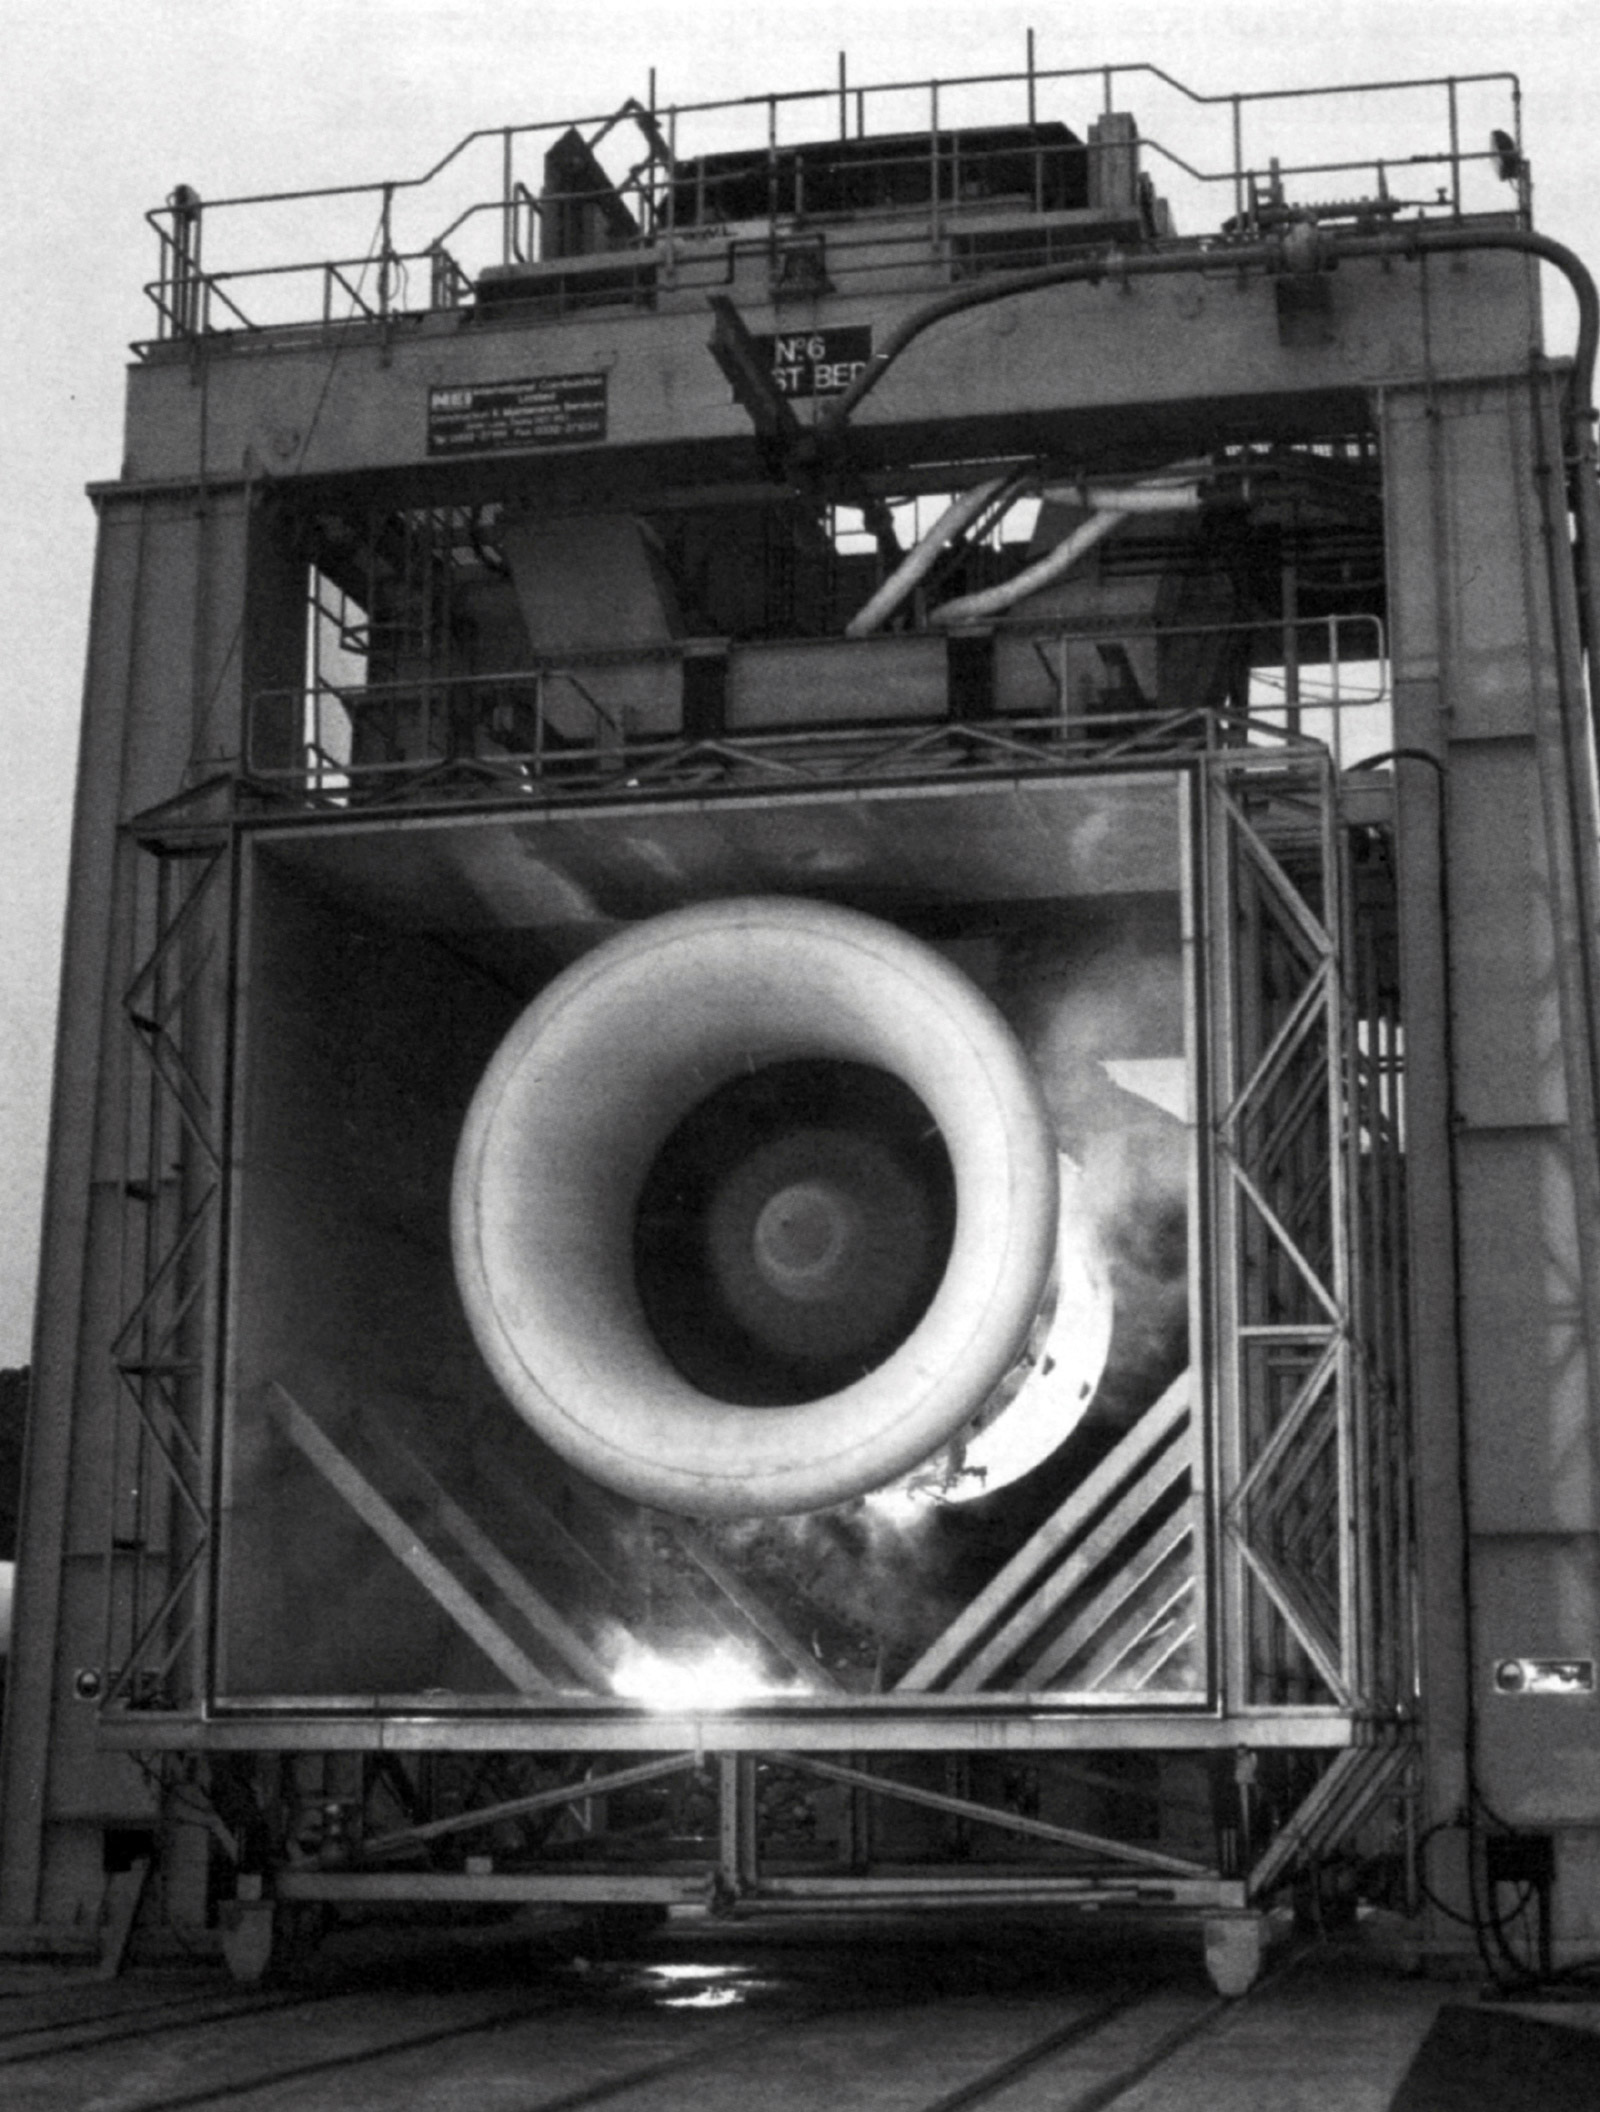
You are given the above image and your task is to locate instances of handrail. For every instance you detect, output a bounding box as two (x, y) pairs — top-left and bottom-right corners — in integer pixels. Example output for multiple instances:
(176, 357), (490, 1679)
(140, 60), (1525, 342)
(158, 63), (1521, 221)
(250, 609), (1388, 798)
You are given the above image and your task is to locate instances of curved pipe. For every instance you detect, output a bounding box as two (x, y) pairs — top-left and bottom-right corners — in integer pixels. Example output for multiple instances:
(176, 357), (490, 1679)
(453, 898), (1060, 1519)
(931, 508), (1124, 627)
(816, 225), (1599, 438)
(931, 471), (1202, 627)
(845, 471), (1027, 638)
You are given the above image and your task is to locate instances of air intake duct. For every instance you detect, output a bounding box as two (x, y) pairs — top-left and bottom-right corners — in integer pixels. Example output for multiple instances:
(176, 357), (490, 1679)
(452, 898), (1060, 1517)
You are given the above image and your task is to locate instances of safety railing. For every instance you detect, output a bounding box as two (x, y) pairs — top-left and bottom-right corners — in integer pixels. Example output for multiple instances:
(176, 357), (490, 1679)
(141, 58), (1522, 344)
(246, 611), (1388, 809)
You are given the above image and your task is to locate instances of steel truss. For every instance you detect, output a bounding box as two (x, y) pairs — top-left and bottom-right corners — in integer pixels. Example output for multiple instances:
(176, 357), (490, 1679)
(246, 610), (1387, 819)
(1209, 749), (1412, 1726)
(103, 801), (233, 1718)
(99, 733), (1414, 1926)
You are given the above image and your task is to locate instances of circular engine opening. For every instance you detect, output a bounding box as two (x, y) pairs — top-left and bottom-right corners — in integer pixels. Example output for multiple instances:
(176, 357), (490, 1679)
(634, 1060), (957, 1406)
(453, 895), (1059, 1516)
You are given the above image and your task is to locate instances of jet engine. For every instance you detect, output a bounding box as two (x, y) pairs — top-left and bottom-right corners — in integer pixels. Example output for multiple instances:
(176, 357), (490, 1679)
(451, 896), (1061, 1517)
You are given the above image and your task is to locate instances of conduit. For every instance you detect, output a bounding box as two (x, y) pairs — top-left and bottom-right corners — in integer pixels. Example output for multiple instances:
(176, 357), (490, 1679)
(1050, 480), (1206, 515)
(814, 226), (1598, 438)
(931, 473), (1202, 627)
(931, 509), (1124, 628)
(845, 471), (1027, 638)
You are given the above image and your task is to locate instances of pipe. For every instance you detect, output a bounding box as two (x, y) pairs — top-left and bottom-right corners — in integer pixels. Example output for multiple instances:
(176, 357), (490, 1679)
(931, 508), (1123, 627)
(1048, 481), (1204, 514)
(931, 470), (1202, 627)
(816, 225), (1599, 439)
(845, 472), (1024, 638)
(1571, 412), (1600, 695)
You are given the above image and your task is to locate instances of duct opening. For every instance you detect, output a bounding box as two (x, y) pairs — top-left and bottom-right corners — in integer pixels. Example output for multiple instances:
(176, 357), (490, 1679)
(217, 773), (1208, 1700)
(634, 1060), (957, 1407)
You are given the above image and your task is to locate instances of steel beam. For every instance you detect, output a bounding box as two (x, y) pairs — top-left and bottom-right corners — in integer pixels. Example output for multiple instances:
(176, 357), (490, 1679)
(264, 1384), (556, 1696)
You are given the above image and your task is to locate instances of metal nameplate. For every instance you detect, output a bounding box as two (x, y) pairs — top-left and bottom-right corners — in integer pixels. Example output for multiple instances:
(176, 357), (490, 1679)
(753, 327), (873, 398)
(427, 373), (609, 456)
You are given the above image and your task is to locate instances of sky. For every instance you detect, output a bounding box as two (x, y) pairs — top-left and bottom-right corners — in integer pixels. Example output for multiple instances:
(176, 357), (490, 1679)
(0, 0), (1596, 1364)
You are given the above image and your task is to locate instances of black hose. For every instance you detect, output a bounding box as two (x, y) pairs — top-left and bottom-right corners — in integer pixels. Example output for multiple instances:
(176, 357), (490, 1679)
(815, 223), (1598, 436)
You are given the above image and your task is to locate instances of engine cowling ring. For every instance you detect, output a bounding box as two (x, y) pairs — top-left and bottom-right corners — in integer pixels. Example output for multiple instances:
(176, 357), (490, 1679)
(451, 896), (1059, 1517)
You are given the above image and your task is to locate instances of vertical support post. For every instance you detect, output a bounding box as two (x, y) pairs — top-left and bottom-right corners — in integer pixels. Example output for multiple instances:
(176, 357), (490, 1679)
(378, 184), (395, 322)
(1328, 618), (1343, 769)
(665, 106), (677, 262)
(1, 487), (257, 1945)
(1029, 30), (1043, 213)
(766, 95), (779, 272)
(718, 1755), (758, 1900)
(1209, 764), (1247, 1715)
(1446, 79), (1461, 220)
(1322, 756), (1359, 1699)
(1513, 82), (1530, 222)
(841, 1778), (871, 1871)
(1281, 550), (1301, 737)
(1232, 98), (1245, 229)
(166, 187), (203, 340)
(928, 81), (941, 251)
(1381, 369), (1600, 1948)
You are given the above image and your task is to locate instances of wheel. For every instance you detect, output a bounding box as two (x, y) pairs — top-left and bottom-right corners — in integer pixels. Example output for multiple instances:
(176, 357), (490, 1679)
(219, 1897), (327, 1983)
(219, 1899), (276, 1984)
(1202, 1911), (1266, 1997)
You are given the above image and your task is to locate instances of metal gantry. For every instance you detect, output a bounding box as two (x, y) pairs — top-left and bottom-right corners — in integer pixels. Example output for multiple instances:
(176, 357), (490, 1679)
(1208, 747), (1416, 1896)
(91, 721), (1414, 1930)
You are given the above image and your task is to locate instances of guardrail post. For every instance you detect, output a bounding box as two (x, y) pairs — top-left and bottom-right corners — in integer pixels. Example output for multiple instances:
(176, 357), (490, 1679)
(165, 186), (202, 339)
(1447, 78), (1461, 218)
(379, 183), (395, 320)
(928, 80), (941, 251)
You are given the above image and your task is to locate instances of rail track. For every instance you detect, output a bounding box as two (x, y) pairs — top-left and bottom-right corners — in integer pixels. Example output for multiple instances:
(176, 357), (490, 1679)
(0, 1914), (1309, 2112)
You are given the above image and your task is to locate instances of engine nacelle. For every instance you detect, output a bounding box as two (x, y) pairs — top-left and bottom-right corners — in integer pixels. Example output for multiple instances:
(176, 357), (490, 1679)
(452, 897), (1060, 1516)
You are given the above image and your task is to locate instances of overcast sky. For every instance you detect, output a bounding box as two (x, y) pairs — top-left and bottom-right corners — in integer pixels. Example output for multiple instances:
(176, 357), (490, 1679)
(1, 1), (1595, 1364)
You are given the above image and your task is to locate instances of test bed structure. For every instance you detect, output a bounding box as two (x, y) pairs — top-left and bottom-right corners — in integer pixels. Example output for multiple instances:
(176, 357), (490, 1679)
(3, 55), (1599, 1992)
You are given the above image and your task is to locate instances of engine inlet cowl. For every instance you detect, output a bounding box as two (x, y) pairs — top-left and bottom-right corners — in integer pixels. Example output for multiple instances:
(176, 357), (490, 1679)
(451, 897), (1060, 1517)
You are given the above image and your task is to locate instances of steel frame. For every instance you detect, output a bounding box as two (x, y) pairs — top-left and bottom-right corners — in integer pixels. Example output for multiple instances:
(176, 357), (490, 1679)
(247, 610), (1387, 811)
(1209, 747), (1410, 1722)
(102, 823), (231, 1718)
(97, 724), (1413, 1916)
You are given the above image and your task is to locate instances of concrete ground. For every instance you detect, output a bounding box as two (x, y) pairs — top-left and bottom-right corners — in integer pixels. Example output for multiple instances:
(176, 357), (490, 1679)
(0, 1909), (1595, 2110)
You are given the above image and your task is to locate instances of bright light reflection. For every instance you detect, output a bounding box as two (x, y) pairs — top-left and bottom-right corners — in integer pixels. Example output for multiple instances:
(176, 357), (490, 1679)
(646, 1964), (746, 1981)
(642, 1964), (774, 2010)
(610, 1638), (800, 1710)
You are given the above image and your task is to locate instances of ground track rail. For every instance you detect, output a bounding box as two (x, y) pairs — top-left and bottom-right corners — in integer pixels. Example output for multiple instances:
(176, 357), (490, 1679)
(0, 1926), (1288, 2112)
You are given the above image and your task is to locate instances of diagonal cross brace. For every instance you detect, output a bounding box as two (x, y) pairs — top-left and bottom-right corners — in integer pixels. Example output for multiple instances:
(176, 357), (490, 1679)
(708, 295), (803, 449)
(264, 1382), (554, 1696)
